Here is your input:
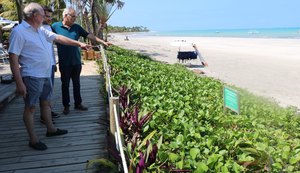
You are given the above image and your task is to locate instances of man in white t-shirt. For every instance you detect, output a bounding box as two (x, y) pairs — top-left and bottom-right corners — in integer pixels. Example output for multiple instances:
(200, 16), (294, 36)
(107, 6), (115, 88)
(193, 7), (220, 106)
(40, 6), (59, 123)
(8, 2), (90, 150)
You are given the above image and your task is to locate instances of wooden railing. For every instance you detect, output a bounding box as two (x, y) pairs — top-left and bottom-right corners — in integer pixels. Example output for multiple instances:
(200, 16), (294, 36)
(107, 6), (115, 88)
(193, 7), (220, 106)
(100, 45), (129, 173)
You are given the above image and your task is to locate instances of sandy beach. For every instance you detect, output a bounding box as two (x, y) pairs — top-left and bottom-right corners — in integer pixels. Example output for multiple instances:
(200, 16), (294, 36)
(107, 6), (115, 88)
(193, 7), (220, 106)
(109, 34), (300, 109)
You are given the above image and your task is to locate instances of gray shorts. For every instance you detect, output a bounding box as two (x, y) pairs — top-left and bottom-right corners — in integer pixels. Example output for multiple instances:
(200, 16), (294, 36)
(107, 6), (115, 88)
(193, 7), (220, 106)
(23, 76), (53, 107)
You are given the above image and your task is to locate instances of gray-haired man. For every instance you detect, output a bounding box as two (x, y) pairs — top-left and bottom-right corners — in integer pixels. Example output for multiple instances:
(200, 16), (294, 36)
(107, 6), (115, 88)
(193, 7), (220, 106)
(9, 2), (90, 150)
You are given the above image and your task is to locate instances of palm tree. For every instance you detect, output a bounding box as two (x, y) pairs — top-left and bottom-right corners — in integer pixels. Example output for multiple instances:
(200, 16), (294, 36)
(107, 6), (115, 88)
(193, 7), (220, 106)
(66, 0), (124, 41)
(93, 0), (124, 41)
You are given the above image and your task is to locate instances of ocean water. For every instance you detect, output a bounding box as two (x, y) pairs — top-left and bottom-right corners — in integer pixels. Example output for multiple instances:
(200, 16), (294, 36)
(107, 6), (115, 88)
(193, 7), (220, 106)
(146, 27), (300, 39)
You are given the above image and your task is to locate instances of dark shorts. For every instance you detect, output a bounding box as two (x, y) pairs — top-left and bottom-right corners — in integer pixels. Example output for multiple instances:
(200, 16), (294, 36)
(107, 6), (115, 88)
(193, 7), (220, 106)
(23, 76), (53, 107)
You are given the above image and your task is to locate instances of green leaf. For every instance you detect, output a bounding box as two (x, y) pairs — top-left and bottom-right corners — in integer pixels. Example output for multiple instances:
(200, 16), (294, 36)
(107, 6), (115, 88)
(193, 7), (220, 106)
(190, 148), (200, 160)
(176, 134), (184, 145)
(170, 141), (179, 149)
(158, 152), (168, 162)
(286, 165), (295, 172)
(195, 162), (209, 173)
(282, 146), (290, 160)
(240, 147), (260, 158)
(194, 132), (201, 138)
(219, 150), (228, 156)
(169, 153), (179, 162)
(206, 138), (213, 147)
(289, 155), (300, 164)
(272, 162), (282, 170)
(203, 148), (210, 155)
(177, 159), (184, 169)
(221, 165), (229, 173)
(180, 151), (185, 158)
(207, 154), (219, 168)
(157, 135), (163, 149)
(143, 124), (149, 132)
(145, 143), (152, 163)
(233, 162), (243, 173)
(137, 130), (156, 150)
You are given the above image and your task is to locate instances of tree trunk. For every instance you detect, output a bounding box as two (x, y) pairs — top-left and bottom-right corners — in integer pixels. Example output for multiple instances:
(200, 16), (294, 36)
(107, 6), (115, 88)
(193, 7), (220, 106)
(104, 25), (108, 42)
(96, 16), (106, 40)
(83, 10), (92, 33)
(96, 26), (104, 40)
(91, 0), (97, 35)
(15, 0), (23, 23)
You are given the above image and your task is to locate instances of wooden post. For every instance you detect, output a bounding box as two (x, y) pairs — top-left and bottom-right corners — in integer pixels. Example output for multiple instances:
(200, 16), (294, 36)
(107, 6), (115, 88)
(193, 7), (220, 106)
(109, 97), (119, 139)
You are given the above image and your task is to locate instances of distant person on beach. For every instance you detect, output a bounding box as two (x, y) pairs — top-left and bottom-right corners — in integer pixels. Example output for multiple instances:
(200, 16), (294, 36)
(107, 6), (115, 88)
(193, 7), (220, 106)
(8, 2), (91, 150)
(52, 7), (111, 115)
(39, 6), (60, 124)
(124, 35), (129, 41)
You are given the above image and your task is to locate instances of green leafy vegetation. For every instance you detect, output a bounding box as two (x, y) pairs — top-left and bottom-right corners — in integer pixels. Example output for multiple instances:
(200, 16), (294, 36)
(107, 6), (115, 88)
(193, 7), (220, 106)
(105, 46), (300, 172)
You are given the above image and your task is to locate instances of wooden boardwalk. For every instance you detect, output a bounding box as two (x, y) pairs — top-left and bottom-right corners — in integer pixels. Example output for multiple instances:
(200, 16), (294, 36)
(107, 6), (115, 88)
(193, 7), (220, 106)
(0, 73), (110, 172)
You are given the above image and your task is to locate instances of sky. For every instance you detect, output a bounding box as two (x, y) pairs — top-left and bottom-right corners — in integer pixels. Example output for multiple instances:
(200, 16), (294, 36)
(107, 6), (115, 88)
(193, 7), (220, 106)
(109, 0), (300, 31)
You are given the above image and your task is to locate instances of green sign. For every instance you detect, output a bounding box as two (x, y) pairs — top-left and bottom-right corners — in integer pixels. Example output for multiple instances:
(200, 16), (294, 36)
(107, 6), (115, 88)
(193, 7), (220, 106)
(223, 86), (240, 114)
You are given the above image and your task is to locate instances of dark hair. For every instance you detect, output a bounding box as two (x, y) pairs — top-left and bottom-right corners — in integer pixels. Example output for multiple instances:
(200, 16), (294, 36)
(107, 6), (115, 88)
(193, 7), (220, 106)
(43, 6), (53, 13)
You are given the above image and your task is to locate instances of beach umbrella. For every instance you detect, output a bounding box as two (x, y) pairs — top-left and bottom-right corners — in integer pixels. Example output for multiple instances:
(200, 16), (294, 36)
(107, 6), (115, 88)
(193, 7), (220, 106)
(0, 17), (14, 25)
(1, 23), (16, 31)
(0, 17), (18, 31)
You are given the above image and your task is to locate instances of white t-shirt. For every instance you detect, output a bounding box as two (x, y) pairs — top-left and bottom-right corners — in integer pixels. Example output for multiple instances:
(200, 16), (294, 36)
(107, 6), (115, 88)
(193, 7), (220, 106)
(41, 24), (56, 66)
(8, 20), (57, 77)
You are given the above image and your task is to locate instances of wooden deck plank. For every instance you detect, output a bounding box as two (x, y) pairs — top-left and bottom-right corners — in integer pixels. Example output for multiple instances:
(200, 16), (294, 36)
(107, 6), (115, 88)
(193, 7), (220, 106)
(0, 75), (110, 172)
(0, 131), (106, 151)
(13, 163), (88, 173)
(1, 154), (102, 172)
